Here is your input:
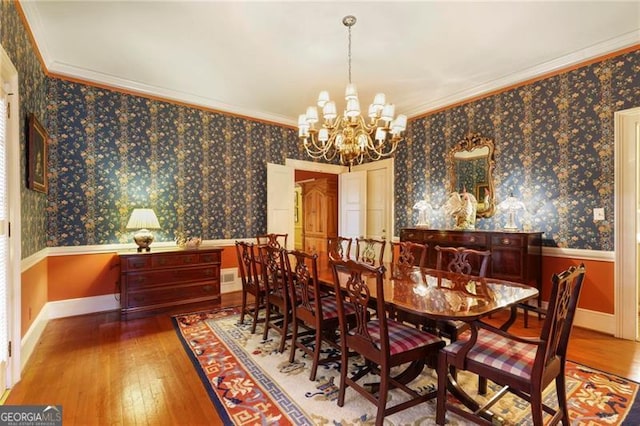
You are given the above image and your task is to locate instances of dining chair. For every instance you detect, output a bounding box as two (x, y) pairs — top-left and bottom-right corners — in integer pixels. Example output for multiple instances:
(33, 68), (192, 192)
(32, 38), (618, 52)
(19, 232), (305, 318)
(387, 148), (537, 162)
(354, 237), (386, 266)
(435, 245), (491, 277)
(256, 233), (288, 249)
(327, 236), (352, 261)
(436, 263), (586, 426)
(235, 241), (266, 334)
(434, 245), (492, 392)
(258, 244), (291, 353)
(390, 241), (427, 268)
(330, 259), (445, 425)
(286, 249), (352, 381)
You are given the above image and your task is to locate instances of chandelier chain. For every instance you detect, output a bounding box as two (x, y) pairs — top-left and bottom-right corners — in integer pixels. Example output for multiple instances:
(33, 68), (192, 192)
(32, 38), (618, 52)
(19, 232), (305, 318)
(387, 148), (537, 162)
(348, 23), (352, 84)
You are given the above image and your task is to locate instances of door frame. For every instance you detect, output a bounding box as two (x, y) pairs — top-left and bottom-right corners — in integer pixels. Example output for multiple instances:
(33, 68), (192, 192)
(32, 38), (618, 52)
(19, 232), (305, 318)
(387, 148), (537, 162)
(1, 44), (22, 385)
(614, 106), (640, 340)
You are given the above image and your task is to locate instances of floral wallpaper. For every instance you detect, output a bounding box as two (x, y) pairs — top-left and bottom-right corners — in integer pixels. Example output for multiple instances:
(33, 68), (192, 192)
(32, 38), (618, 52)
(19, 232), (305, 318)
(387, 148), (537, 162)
(2, 0), (640, 256)
(46, 79), (300, 247)
(397, 50), (640, 251)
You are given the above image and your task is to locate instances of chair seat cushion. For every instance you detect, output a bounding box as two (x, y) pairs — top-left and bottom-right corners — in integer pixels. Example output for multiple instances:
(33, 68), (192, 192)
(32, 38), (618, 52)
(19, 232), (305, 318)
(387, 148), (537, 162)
(308, 295), (355, 320)
(442, 328), (537, 380)
(355, 319), (442, 355)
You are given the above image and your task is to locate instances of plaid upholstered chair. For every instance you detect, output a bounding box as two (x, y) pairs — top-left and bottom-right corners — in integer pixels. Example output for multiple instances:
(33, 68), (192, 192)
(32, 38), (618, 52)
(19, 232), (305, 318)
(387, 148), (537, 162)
(285, 249), (354, 381)
(259, 244), (292, 353)
(235, 241), (266, 334)
(330, 259), (445, 425)
(436, 264), (586, 425)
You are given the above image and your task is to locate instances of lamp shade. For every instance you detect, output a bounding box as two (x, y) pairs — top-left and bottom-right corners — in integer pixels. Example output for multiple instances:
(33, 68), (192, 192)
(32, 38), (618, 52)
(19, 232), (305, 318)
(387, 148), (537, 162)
(126, 208), (160, 230)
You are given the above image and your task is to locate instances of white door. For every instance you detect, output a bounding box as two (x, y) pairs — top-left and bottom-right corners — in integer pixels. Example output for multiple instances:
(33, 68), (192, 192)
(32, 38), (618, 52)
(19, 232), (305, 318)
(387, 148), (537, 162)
(365, 167), (388, 241)
(339, 170), (366, 257)
(0, 45), (19, 389)
(266, 162), (294, 249)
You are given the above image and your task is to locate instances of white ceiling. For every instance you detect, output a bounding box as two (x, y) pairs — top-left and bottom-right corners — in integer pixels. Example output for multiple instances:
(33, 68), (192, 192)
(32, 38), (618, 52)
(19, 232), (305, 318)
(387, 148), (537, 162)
(20, 1), (640, 127)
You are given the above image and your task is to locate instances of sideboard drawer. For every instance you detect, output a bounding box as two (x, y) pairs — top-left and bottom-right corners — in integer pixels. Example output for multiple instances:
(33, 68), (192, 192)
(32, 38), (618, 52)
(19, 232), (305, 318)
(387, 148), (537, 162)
(446, 233), (488, 246)
(125, 266), (219, 290)
(491, 234), (527, 247)
(124, 281), (220, 310)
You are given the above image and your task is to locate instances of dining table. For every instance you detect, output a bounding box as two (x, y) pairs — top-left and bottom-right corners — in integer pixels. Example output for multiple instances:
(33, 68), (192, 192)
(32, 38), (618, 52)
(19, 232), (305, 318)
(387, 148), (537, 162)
(312, 255), (539, 421)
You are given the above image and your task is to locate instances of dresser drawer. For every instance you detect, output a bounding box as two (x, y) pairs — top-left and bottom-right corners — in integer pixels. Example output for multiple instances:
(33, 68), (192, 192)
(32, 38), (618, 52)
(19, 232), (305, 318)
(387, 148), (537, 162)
(125, 266), (219, 289)
(121, 256), (152, 271)
(446, 233), (487, 246)
(491, 234), (526, 247)
(400, 229), (424, 241)
(124, 281), (220, 309)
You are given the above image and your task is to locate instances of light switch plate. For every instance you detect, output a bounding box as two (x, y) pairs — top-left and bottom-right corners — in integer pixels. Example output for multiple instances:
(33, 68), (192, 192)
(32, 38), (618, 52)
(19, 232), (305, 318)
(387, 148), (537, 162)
(593, 208), (605, 221)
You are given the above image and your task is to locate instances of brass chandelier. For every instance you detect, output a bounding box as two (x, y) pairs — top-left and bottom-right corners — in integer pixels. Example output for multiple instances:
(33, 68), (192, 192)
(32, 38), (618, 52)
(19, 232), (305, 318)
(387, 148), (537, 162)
(297, 15), (407, 168)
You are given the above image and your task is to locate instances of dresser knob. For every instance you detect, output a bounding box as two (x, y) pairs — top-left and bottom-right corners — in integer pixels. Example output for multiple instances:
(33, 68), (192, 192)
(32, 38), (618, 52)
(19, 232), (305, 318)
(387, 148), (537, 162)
(502, 238), (510, 245)
(469, 237), (476, 243)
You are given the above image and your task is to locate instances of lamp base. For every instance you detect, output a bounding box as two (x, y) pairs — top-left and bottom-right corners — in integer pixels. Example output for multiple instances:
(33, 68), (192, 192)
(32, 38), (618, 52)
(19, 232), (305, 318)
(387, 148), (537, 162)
(133, 229), (154, 252)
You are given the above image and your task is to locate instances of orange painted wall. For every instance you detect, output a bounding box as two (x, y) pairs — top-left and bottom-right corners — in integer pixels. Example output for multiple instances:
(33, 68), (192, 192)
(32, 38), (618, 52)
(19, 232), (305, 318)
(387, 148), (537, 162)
(47, 253), (121, 301)
(21, 258), (48, 337)
(541, 256), (613, 314)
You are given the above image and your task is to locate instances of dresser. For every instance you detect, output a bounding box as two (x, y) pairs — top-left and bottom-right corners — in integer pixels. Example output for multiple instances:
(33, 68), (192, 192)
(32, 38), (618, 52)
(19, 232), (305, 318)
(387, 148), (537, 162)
(119, 246), (222, 317)
(400, 228), (543, 293)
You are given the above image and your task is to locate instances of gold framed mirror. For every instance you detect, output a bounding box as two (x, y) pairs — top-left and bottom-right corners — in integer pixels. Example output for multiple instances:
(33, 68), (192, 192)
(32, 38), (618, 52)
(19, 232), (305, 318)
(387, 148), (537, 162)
(447, 133), (496, 218)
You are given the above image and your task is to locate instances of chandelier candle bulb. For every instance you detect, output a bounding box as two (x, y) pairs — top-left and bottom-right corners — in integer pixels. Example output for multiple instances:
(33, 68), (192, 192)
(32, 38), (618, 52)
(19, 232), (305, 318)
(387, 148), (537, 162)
(317, 90), (330, 107)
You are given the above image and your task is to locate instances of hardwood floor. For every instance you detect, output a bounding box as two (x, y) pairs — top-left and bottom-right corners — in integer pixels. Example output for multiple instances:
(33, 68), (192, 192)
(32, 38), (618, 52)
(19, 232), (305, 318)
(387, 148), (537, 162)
(6, 292), (640, 425)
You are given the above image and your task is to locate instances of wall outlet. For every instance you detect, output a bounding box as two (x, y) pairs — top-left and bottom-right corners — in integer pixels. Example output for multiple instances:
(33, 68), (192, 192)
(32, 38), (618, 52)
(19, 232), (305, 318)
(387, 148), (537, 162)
(593, 207), (605, 221)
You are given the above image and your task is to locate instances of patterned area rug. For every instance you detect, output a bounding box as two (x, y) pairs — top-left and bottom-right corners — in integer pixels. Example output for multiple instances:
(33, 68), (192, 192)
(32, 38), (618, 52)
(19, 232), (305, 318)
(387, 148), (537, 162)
(172, 307), (640, 425)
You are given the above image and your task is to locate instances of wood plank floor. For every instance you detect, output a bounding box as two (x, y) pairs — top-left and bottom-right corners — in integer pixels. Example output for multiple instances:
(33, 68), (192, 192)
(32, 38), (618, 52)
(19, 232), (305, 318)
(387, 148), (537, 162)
(6, 292), (640, 425)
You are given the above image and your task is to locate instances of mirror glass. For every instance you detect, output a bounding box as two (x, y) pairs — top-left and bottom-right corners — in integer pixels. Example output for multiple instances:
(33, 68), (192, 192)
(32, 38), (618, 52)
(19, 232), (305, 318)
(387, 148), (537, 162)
(447, 133), (496, 218)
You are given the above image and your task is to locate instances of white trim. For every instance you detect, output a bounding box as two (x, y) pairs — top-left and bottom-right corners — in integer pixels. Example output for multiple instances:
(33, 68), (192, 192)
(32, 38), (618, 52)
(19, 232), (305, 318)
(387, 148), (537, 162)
(574, 307), (614, 336)
(541, 247), (614, 262)
(614, 107), (640, 340)
(285, 158), (347, 174)
(47, 294), (119, 319)
(20, 302), (48, 373)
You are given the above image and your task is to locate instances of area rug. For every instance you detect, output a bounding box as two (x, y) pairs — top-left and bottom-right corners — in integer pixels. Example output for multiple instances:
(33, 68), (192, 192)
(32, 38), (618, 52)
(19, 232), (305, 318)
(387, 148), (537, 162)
(171, 307), (640, 425)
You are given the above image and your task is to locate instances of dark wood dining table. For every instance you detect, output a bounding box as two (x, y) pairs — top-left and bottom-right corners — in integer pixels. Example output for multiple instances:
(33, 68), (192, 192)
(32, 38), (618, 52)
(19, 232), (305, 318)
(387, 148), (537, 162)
(312, 255), (539, 419)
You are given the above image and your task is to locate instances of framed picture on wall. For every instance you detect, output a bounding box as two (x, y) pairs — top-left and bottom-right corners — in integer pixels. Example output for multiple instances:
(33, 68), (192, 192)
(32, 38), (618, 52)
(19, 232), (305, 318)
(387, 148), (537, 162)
(27, 113), (48, 193)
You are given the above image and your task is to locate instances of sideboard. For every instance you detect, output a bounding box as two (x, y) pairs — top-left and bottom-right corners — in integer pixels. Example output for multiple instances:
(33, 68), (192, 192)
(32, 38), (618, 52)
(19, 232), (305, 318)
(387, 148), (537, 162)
(119, 246), (222, 318)
(400, 228), (543, 319)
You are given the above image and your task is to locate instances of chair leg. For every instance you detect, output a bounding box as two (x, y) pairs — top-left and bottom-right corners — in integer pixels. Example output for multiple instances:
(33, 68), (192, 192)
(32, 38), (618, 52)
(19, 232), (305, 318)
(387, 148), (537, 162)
(337, 341), (348, 407)
(555, 372), (570, 425)
(278, 308), (289, 353)
(262, 302), (271, 341)
(250, 293), (261, 334)
(240, 291), (247, 325)
(375, 367), (389, 426)
(478, 376), (488, 395)
(436, 352), (448, 425)
(530, 387), (544, 425)
(288, 316), (299, 364)
(309, 324), (322, 381)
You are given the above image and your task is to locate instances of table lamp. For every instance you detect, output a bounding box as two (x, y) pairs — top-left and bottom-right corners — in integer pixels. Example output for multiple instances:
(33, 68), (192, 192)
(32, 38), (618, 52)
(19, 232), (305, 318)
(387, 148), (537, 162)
(126, 208), (161, 252)
(498, 193), (526, 230)
(412, 200), (433, 228)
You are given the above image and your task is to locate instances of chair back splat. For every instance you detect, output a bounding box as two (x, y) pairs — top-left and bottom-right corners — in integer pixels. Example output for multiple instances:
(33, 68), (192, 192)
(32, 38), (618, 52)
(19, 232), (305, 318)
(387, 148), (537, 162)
(256, 233), (288, 249)
(354, 237), (386, 266)
(327, 236), (352, 261)
(435, 263), (587, 425)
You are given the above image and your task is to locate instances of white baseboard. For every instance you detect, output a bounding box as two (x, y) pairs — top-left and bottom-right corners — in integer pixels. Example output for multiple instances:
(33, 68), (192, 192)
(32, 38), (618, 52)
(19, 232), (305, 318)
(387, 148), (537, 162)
(20, 304), (49, 372)
(574, 307), (615, 335)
